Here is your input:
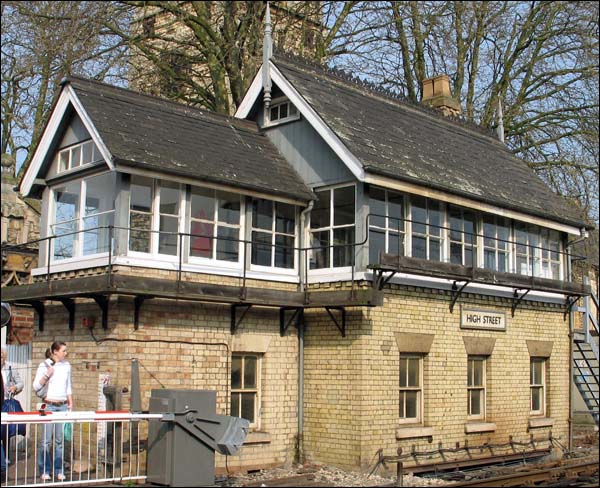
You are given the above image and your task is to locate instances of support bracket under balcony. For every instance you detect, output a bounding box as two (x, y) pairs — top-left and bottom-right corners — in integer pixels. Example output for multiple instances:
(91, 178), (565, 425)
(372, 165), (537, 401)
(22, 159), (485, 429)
(511, 288), (530, 317)
(18, 300), (45, 331)
(134, 295), (153, 330)
(231, 304), (252, 335)
(280, 307), (302, 337)
(450, 280), (470, 313)
(59, 298), (75, 331)
(92, 295), (109, 330)
(325, 306), (346, 337)
(373, 269), (397, 290)
(563, 295), (580, 321)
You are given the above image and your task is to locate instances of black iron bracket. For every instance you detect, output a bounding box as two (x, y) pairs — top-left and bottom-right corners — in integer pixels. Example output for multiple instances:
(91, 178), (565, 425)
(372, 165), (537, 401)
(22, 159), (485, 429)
(373, 269), (397, 290)
(133, 295), (153, 330)
(19, 301), (45, 331)
(59, 298), (76, 331)
(231, 304), (252, 335)
(511, 288), (530, 317)
(280, 307), (302, 337)
(325, 306), (346, 337)
(450, 280), (470, 313)
(92, 295), (109, 330)
(563, 295), (579, 321)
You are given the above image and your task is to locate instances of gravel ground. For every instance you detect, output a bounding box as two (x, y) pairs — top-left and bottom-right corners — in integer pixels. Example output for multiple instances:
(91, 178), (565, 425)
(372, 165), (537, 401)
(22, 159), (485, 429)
(221, 463), (448, 487)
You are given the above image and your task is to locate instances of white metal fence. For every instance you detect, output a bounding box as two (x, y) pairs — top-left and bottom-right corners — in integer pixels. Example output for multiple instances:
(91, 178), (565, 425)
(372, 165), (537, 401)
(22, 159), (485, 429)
(2, 411), (162, 487)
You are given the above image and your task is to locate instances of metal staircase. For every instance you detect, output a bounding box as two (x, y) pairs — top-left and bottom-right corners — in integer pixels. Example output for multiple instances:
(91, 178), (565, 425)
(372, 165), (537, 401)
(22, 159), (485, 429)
(573, 281), (599, 426)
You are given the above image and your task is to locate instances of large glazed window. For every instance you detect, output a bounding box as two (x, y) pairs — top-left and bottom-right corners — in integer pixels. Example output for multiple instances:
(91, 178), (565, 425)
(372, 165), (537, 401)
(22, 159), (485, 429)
(399, 355), (422, 423)
(251, 198), (296, 269)
(411, 196), (443, 261)
(51, 173), (116, 261)
(515, 223), (561, 279)
(310, 186), (355, 269)
(129, 176), (153, 253)
(368, 187), (405, 264)
(449, 205), (477, 267)
(467, 357), (486, 420)
(483, 215), (510, 273)
(530, 358), (546, 416)
(231, 354), (260, 428)
(189, 187), (241, 262)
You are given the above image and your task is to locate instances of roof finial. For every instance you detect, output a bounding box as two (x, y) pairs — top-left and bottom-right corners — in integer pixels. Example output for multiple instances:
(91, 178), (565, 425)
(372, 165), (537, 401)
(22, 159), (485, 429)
(496, 97), (505, 143)
(263, 1), (273, 108)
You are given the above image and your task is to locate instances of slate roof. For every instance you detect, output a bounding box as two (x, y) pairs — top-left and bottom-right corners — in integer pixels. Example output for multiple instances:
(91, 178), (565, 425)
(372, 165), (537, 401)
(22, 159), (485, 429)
(65, 77), (313, 202)
(272, 56), (588, 229)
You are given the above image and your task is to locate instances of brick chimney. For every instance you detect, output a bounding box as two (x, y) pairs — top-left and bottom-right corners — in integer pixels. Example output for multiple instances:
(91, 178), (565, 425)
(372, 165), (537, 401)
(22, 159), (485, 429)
(421, 75), (461, 117)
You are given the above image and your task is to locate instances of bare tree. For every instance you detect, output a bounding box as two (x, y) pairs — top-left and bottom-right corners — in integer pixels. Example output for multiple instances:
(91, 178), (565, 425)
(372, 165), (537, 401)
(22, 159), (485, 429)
(1, 1), (129, 176)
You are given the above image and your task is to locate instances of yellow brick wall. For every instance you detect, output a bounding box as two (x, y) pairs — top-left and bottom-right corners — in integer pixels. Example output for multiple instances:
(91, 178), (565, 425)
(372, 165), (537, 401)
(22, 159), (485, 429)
(303, 285), (570, 470)
(29, 295), (299, 473)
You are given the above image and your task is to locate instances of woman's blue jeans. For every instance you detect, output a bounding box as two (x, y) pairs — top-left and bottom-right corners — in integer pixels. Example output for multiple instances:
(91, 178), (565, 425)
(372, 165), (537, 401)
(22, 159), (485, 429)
(38, 403), (67, 476)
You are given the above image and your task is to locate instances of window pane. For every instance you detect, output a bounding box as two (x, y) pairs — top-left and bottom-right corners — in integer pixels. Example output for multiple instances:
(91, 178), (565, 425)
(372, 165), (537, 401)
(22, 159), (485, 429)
(399, 358), (407, 388)
(334, 186), (355, 226)
(191, 187), (215, 221)
(388, 193), (404, 231)
(531, 387), (541, 411)
(470, 390), (481, 416)
(231, 357), (242, 389)
(449, 208), (463, 241)
(405, 391), (418, 418)
(252, 231), (272, 266)
(407, 358), (420, 387)
(412, 236), (427, 259)
(430, 239), (441, 261)
(289, 104), (297, 115)
(129, 212), (151, 253)
(159, 216), (178, 255)
(473, 360), (483, 386)
(160, 182), (180, 215)
(275, 234), (294, 268)
(86, 173), (116, 216)
(270, 106), (278, 121)
(429, 202), (442, 237)
(451, 243), (463, 264)
(217, 192), (240, 224)
(369, 230), (385, 265)
(253, 199), (273, 230)
(275, 202), (295, 234)
(82, 141), (94, 165)
(311, 190), (330, 229)
(59, 151), (69, 172)
(279, 103), (288, 118)
(333, 227), (355, 267)
(190, 222), (214, 258)
(216, 226), (239, 261)
(244, 356), (257, 388)
(389, 232), (403, 257)
(55, 182), (80, 223)
(130, 177), (153, 212)
(310, 230), (329, 269)
(369, 187), (386, 228)
(231, 393), (240, 417)
(53, 223), (77, 260)
(411, 197), (427, 235)
(241, 392), (255, 423)
(83, 213), (113, 255)
(71, 146), (81, 168)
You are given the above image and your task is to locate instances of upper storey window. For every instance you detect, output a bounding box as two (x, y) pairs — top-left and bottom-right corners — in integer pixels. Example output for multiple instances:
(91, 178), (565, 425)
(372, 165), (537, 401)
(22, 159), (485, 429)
(310, 186), (355, 269)
(411, 196), (443, 262)
(265, 98), (299, 126)
(369, 187), (405, 264)
(57, 140), (102, 173)
(51, 172), (116, 261)
(251, 198), (296, 269)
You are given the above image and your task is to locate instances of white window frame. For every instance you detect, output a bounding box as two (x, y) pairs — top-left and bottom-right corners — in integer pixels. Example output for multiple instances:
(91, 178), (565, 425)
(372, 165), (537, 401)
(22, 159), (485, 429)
(49, 172), (115, 263)
(127, 178), (185, 261)
(448, 205), (478, 267)
(231, 354), (261, 429)
(249, 198), (298, 273)
(530, 358), (546, 416)
(467, 356), (486, 420)
(56, 139), (102, 174)
(187, 186), (244, 267)
(408, 195), (446, 262)
(309, 184), (356, 273)
(263, 97), (300, 127)
(481, 214), (511, 274)
(368, 186), (406, 264)
(399, 354), (423, 425)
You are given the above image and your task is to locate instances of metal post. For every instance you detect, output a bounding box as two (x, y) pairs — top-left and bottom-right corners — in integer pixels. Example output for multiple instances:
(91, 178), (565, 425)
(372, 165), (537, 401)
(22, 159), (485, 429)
(130, 359), (142, 413)
(47, 236), (52, 282)
(178, 233), (183, 292)
(108, 225), (113, 287)
(396, 461), (403, 487)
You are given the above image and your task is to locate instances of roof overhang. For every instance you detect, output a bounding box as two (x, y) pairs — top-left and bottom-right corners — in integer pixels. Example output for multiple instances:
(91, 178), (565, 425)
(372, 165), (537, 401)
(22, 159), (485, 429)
(20, 84), (114, 197)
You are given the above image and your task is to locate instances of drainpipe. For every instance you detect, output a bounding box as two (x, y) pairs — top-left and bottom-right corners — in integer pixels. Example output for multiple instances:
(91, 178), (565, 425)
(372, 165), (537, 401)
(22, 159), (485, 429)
(297, 200), (313, 463)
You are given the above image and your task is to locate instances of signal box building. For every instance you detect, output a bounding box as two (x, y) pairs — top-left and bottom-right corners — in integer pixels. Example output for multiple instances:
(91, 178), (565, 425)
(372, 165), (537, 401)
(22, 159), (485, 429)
(4, 50), (595, 473)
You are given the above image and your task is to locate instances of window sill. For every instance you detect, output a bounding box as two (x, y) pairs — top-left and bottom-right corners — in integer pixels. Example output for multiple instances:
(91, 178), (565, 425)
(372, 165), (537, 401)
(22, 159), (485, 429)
(396, 426), (434, 440)
(528, 417), (554, 429)
(244, 431), (271, 445)
(464, 422), (497, 434)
